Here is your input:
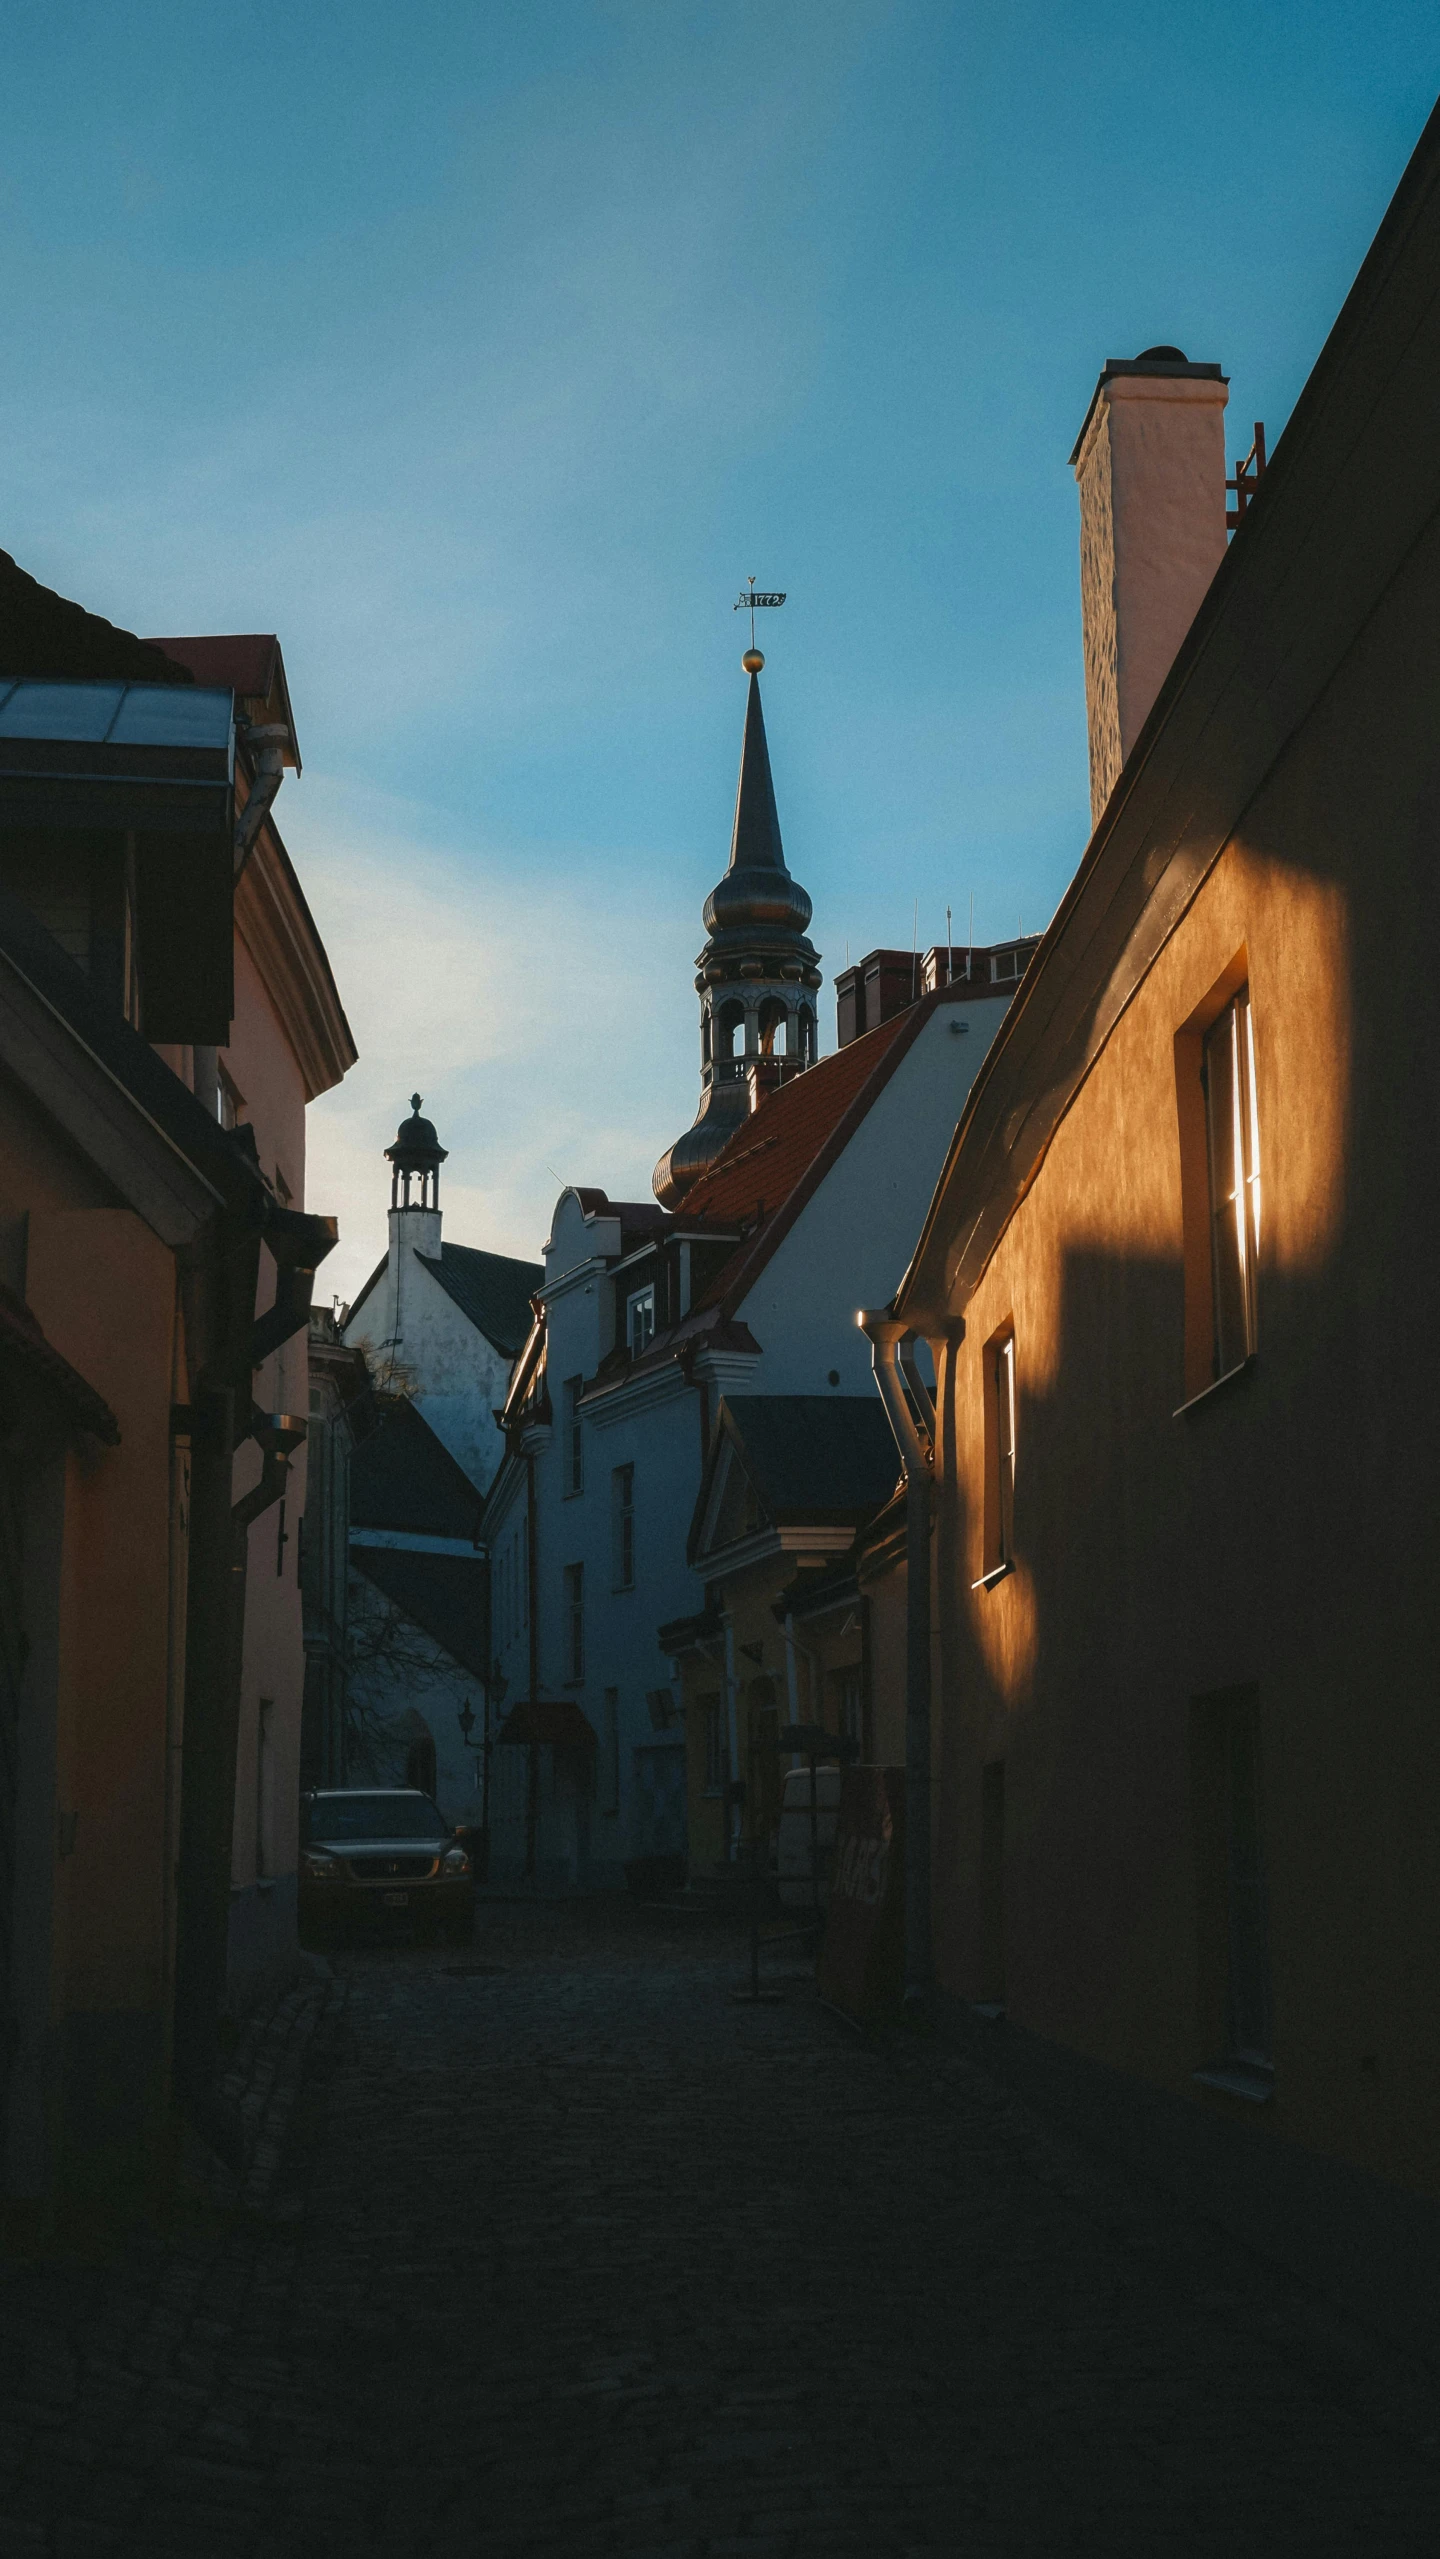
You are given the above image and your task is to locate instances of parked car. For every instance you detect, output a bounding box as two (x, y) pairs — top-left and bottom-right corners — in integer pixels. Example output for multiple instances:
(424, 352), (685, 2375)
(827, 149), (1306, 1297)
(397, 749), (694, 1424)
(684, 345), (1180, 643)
(299, 1789), (474, 1945)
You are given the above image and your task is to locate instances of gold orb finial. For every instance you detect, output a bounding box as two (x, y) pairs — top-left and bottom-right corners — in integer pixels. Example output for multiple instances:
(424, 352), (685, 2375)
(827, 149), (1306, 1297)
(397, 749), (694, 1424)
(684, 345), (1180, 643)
(742, 647), (764, 674)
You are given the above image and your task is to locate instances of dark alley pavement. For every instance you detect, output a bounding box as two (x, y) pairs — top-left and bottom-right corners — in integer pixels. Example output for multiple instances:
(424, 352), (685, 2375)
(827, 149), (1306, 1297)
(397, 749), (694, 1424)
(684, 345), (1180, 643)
(1, 1897), (1436, 2558)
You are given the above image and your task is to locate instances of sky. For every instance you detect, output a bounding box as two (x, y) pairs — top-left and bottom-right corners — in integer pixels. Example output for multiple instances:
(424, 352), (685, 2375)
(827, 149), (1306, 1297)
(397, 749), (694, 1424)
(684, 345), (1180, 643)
(3, 2), (1436, 1301)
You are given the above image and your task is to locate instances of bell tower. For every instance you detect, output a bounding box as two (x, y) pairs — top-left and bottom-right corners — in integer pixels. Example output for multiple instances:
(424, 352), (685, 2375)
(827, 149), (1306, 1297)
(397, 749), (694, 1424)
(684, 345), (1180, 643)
(652, 653), (821, 1207)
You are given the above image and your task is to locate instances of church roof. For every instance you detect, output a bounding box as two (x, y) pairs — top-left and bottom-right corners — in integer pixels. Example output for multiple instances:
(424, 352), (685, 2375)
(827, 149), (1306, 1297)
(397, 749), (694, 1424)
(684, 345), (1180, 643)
(417, 1243), (543, 1357)
(350, 1395), (484, 1537)
(682, 1006), (914, 1239)
(349, 1544), (489, 1680)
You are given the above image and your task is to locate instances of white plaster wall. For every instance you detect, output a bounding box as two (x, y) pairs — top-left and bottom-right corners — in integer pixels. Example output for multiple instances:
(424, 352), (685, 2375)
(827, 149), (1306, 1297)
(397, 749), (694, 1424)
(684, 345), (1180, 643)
(345, 1250), (511, 1492)
(735, 997), (1009, 1387)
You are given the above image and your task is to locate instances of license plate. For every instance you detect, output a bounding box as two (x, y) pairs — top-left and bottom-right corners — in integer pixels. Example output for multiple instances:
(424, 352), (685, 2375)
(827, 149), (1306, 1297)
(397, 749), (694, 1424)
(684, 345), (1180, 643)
(382, 1891), (409, 1908)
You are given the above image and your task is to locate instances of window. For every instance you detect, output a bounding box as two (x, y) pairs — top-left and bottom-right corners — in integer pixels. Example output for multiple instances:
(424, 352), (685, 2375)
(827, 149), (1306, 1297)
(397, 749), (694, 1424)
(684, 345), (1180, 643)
(611, 1463), (635, 1591)
(564, 1562), (584, 1683)
(980, 1326), (1017, 1579)
(601, 1688), (620, 1814)
(1191, 1686), (1272, 2091)
(563, 1378), (583, 1495)
(1203, 988), (1261, 1377)
(218, 1064), (243, 1131)
(702, 1695), (726, 1795)
(627, 1287), (655, 1359)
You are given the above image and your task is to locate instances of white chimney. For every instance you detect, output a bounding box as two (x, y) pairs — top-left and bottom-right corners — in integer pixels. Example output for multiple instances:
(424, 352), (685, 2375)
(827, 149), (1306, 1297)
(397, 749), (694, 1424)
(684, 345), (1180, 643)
(1071, 347), (1229, 825)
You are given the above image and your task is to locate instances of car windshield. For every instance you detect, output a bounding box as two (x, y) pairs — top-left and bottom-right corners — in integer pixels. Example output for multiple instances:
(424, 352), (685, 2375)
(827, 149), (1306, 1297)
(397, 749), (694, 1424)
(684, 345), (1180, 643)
(305, 1793), (449, 1843)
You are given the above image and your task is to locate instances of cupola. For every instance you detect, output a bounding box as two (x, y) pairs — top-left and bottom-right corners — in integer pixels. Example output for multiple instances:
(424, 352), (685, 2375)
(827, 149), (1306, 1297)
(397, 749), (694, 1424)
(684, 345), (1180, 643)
(385, 1093), (447, 1211)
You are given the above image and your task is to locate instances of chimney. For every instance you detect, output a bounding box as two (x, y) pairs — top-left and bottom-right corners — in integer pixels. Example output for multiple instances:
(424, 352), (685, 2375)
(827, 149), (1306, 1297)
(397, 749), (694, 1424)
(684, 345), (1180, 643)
(1071, 347), (1229, 825)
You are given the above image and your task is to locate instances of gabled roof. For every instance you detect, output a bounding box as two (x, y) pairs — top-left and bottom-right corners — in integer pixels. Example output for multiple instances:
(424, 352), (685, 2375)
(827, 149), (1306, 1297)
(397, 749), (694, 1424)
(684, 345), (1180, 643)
(349, 1545), (488, 1680)
(350, 1395), (484, 1536)
(0, 549), (192, 687)
(417, 1243), (543, 1358)
(690, 1394), (899, 1566)
(717, 1395), (899, 1515)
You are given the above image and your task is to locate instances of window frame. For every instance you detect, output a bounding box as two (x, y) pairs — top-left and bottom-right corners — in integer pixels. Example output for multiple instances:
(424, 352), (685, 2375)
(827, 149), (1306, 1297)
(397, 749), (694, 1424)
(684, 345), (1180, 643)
(563, 1376), (583, 1496)
(977, 1322), (1017, 1585)
(627, 1286), (656, 1360)
(611, 1461), (635, 1593)
(1175, 957), (1261, 1408)
(563, 1561), (584, 1684)
(601, 1687), (620, 1815)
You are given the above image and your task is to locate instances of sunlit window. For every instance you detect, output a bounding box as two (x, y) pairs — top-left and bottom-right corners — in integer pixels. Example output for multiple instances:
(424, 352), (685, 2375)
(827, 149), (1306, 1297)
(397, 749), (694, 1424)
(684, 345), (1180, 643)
(1203, 989), (1261, 1376)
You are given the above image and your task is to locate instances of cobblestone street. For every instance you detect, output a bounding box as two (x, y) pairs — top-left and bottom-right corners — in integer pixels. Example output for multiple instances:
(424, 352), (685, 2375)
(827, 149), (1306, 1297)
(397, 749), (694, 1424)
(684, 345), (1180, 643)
(2, 1899), (1436, 2558)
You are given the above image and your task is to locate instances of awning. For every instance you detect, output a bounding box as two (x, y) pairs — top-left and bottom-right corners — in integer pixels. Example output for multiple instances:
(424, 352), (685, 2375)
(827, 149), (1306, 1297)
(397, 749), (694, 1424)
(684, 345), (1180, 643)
(496, 1698), (596, 1750)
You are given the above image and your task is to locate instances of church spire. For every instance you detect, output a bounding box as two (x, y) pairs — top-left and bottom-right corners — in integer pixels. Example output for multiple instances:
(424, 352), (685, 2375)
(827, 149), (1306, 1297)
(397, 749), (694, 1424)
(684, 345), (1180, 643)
(652, 655), (821, 1210)
(727, 672), (786, 875)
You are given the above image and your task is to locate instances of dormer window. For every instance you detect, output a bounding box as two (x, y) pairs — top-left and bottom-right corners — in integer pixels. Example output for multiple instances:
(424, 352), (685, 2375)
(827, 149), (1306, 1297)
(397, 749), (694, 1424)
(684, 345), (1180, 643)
(627, 1285), (655, 1359)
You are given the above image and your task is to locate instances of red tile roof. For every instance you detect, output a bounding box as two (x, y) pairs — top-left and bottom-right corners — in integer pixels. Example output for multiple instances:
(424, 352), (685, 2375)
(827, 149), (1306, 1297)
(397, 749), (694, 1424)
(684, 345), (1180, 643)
(682, 1009), (914, 1232)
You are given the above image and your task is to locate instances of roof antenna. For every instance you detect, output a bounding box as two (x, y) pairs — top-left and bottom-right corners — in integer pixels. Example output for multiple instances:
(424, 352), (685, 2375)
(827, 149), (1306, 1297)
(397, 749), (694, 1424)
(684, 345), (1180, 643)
(945, 903), (953, 988)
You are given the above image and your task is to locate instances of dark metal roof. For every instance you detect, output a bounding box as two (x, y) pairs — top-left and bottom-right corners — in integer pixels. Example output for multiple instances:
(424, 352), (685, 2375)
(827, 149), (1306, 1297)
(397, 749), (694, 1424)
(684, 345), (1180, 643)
(349, 1544), (488, 1681)
(0, 549), (193, 688)
(349, 1395), (483, 1537)
(714, 1396), (899, 1520)
(417, 1243), (543, 1357)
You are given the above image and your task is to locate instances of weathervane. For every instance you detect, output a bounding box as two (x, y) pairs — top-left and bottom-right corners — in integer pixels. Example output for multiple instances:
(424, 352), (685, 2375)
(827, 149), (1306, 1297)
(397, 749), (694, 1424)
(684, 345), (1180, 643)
(733, 573), (786, 671)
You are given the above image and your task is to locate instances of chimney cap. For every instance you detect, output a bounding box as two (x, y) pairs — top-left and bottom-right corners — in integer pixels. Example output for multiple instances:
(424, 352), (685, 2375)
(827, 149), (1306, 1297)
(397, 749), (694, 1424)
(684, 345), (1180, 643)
(1069, 349), (1227, 466)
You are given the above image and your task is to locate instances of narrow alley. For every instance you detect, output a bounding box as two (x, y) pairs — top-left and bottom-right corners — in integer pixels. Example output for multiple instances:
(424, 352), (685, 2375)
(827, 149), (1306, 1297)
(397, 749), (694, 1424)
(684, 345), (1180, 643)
(1, 1901), (1435, 2558)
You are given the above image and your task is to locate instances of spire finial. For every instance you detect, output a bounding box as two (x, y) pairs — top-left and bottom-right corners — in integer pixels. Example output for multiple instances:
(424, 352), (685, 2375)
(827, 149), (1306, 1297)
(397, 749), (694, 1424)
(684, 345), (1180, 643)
(411, 1091), (423, 1114)
(733, 574), (785, 672)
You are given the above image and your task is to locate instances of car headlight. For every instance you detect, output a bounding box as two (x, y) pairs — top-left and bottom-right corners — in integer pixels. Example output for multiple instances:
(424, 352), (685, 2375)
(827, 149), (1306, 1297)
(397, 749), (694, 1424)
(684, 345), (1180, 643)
(441, 1847), (471, 1876)
(303, 1851), (340, 1878)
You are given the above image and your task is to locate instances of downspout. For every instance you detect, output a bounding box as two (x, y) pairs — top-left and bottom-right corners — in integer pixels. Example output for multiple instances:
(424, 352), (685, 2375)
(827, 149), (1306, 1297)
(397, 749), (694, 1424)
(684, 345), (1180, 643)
(859, 1311), (934, 2010)
(721, 1615), (742, 1861)
(783, 1610), (824, 1748)
(232, 725), (289, 880)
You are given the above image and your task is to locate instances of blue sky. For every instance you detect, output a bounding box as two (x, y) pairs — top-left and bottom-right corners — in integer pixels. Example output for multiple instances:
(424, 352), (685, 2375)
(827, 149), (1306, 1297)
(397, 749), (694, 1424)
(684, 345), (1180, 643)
(3, 2), (1435, 1297)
